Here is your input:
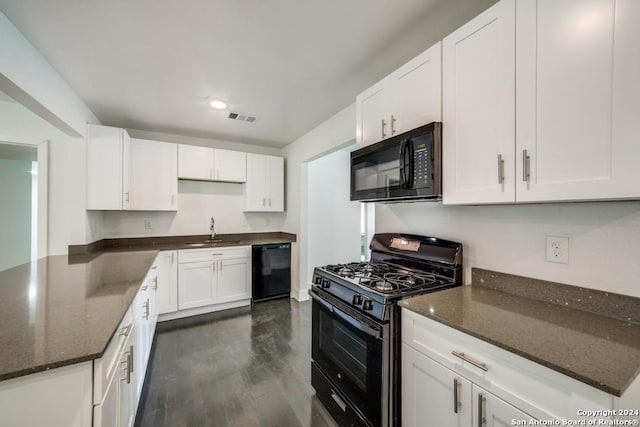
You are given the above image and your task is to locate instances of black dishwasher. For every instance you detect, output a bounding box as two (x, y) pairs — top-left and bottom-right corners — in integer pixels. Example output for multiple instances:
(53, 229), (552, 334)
(252, 243), (291, 302)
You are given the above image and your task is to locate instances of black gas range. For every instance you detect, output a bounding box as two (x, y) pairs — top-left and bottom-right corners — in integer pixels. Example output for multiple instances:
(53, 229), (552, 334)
(310, 233), (463, 427)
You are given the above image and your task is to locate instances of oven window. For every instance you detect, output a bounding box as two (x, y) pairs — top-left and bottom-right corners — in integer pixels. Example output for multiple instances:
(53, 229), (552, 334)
(319, 309), (367, 391)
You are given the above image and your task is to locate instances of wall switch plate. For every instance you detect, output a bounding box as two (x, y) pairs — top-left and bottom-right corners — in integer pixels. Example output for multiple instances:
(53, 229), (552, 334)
(546, 236), (569, 264)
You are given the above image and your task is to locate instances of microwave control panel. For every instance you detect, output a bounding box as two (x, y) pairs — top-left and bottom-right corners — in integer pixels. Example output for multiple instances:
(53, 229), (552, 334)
(412, 136), (433, 189)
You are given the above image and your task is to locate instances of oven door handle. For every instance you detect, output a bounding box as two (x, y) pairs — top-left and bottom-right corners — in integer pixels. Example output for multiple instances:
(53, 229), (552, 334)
(310, 290), (382, 340)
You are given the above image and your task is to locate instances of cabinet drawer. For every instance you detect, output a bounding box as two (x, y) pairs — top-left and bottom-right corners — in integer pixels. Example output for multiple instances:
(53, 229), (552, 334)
(401, 309), (612, 420)
(178, 246), (250, 263)
(93, 304), (133, 404)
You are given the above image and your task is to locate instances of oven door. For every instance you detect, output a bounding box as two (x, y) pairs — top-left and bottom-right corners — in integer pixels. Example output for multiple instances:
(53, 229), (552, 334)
(311, 288), (389, 427)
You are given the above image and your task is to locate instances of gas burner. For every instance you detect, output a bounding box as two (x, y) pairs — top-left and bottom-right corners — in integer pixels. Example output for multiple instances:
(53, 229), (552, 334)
(383, 272), (437, 288)
(373, 280), (395, 291)
(325, 262), (391, 277)
(337, 267), (355, 278)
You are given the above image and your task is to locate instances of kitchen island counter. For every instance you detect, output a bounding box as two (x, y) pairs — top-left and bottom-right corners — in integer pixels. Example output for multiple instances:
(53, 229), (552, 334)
(0, 250), (158, 382)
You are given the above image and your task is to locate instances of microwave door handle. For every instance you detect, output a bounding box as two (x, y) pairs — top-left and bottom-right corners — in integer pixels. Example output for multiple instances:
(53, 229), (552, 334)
(399, 139), (406, 189)
(404, 138), (414, 188)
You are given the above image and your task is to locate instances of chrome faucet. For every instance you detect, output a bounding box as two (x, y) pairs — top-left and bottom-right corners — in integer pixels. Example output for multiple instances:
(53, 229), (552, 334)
(210, 217), (216, 241)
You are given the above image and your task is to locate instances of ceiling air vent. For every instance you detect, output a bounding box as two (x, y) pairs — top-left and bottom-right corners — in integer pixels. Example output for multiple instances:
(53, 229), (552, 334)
(228, 112), (258, 123)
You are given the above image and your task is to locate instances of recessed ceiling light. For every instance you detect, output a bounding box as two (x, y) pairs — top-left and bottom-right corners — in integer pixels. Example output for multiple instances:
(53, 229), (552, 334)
(209, 99), (227, 110)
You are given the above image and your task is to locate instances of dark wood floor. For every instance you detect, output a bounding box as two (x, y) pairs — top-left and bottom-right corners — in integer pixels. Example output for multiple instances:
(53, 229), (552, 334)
(135, 298), (337, 427)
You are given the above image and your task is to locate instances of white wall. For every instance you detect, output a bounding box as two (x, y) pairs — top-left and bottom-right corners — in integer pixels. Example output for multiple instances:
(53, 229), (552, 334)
(307, 148), (361, 273)
(376, 201), (640, 298)
(0, 100), (98, 255)
(0, 158), (32, 270)
(282, 104), (356, 299)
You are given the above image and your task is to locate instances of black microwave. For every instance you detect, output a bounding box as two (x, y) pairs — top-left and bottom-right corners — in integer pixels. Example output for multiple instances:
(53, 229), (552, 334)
(350, 122), (442, 202)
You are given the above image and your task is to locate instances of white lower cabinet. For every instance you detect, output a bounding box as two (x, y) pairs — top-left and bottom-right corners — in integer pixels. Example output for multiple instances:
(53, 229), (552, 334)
(474, 384), (530, 427)
(118, 325), (136, 427)
(156, 250), (178, 315)
(402, 343), (472, 427)
(400, 309), (624, 426)
(178, 246), (251, 312)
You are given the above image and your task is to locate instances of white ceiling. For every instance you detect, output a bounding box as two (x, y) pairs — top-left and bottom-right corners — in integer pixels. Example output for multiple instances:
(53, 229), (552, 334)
(0, 0), (493, 147)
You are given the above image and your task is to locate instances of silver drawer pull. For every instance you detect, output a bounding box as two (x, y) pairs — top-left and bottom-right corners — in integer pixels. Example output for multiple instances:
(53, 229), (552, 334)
(452, 351), (488, 371)
(330, 390), (347, 412)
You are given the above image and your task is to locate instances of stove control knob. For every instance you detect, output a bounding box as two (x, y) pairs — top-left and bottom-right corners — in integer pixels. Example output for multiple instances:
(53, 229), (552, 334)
(314, 276), (322, 285)
(362, 298), (373, 311)
(321, 279), (330, 289)
(352, 294), (363, 306)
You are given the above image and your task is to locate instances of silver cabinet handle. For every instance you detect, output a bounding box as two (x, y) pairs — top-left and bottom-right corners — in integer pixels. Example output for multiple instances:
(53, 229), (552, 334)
(153, 276), (158, 290)
(171, 252), (174, 264)
(219, 261), (223, 272)
(522, 149), (531, 182)
(144, 299), (150, 320)
(130, 345), (134, 373)
(453, 378), (460, 414)
(119, 324), (132, 337)
(497, 154), (505, 184)
(452, 351), (488, 371)
(381, 119), (387, 139)
(391, 114), (396, 135)
(124, 192), (130, 202)
(141, 284), (148, 291)
(478, 393), (486, 427)
(120, 346), (133, 383)
(262, 198), (266, 207)
(268, 198), (271, 207)
(330, 390), (347, 412)
(212, 262), (216, 272)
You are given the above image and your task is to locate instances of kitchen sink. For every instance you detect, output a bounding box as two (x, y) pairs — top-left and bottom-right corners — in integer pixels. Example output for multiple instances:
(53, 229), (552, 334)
(183, 240), (241, 248)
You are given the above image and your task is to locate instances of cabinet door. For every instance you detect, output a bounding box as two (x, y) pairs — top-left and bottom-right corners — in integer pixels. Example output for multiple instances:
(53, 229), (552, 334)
(402, 344), (472, 427)
(86, 124), (125, 210)
(130, 139), (178, 211)
(93, 365), (119, 427)
(120, 329), (135, 427)
(215, 149), (247, 182)
(473, 385), (532, 427)
(217, 257), (251, 303)
(156, 251), (178, 315)
(266, 155), (284, 211)
(178, 260), (217, 310)
(442, 0), (516, 205)
(245, 153), (269, 211)
(356, 79), (391, 147)
(134, 294), (149, 403)
(178, 144), (214, 180)
(516, 0), (640, 202)
(391, 42), (442, 135)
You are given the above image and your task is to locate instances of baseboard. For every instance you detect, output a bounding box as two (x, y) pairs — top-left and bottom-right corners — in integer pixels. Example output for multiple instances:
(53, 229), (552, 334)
(157, 299), (251, 322)
(291, 287), (310, 302)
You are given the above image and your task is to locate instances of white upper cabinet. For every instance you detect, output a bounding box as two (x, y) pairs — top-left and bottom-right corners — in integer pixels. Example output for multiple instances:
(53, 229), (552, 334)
(515, 0), (640, 202)
(443, 0), (640, 205)
(177, 145), (214, 180)
(245, 153), (284, 212)
(178, 144), (246, 183)
(442, 0), (516, 205)
(86, 124), (131, 210)
(356, 42), (442, 148)
(129, 138), (178, 211)
(87, 125), (177, 211)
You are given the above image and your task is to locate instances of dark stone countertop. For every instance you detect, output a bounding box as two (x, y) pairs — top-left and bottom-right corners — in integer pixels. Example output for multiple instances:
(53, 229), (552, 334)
(69, 232), (297, 255)
(398, 271), (640, 397)
(0, 250), (158, 382)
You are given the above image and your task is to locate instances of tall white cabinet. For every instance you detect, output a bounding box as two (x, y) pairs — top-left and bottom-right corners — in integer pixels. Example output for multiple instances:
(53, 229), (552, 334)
(244, 154), (284, 212)
(356, 42), (442, 148)
(442, 0), (516, 204)
(86, 124), (131, 210)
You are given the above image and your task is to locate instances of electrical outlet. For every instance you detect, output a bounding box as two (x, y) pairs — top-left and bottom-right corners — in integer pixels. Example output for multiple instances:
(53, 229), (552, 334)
(144, 219), (152, 230)
(546, 236), (569, 264)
